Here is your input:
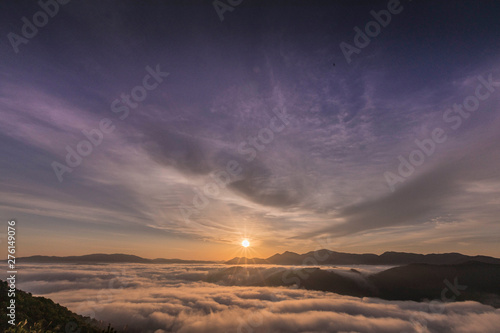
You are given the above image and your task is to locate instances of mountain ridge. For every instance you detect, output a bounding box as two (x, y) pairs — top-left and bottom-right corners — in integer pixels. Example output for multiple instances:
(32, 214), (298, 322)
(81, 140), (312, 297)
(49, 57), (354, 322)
(225, 250), (500, 265)
(16, 253), (216, 264)
(14, 251), (500, 265)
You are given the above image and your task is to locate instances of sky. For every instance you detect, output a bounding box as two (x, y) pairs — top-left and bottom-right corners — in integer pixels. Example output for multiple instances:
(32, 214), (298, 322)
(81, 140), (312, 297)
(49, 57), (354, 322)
(1, 0), (500, 260)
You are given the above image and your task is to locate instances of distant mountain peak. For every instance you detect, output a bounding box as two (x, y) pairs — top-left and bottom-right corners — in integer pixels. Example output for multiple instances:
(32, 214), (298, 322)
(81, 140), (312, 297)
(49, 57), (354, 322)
(282, 251), (300, 255)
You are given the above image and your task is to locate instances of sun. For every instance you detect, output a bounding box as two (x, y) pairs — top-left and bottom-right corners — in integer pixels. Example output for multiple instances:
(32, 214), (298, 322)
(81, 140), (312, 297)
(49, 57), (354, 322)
(241, 239), (250, 248)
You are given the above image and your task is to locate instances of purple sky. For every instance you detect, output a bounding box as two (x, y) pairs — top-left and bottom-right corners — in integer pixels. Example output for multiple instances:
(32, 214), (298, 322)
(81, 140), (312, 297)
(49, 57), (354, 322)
(1, 0), (500, 259)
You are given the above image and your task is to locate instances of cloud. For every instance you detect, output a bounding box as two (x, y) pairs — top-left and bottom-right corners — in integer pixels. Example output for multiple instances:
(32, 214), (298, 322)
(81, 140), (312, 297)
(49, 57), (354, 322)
(14, 263), (500, 333)
(140, 123), (213, 176)
(228, 164), (303, 208)
(323, 160), (463, 236)
(299, 116), (500, 239)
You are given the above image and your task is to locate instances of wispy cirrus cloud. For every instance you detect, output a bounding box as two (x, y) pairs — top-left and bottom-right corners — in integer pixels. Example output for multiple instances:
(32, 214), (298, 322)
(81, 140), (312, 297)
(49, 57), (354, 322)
(1, 1), (500, 258)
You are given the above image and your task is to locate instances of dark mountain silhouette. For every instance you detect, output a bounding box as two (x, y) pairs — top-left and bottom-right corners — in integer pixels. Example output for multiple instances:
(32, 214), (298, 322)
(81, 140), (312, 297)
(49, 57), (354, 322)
(256, 267), (372, 298)
(205, 265), (370, 297)
(19, 253), (215, 264)
(222, 257), (269, 265)
(267, 251), (303, 264)
(211, 261), (500, 308)
(225, 250), (500, 265)
(369, 260), (500, 306)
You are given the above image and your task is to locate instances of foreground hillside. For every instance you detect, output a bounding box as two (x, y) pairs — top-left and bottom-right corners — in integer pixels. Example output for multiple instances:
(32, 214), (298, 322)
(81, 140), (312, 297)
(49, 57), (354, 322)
(0, 280), (115, 332)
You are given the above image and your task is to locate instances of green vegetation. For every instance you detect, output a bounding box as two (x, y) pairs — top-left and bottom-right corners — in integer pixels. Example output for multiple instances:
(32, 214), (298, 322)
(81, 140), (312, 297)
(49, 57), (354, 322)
(0, 280), (117, 332)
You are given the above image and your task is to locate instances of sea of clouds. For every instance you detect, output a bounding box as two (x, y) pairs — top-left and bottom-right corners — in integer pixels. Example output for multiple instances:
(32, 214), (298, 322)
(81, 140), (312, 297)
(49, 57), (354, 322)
(11, 263), (500, 333)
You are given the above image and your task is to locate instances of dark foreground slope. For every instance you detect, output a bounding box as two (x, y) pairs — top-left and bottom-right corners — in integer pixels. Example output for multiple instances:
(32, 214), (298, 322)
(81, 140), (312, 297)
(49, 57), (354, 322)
(0, 280), (116, 332)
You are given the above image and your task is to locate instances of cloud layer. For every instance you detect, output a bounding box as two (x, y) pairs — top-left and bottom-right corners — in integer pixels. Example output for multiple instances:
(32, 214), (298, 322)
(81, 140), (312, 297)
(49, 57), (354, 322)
(13, 263), (500, 333)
